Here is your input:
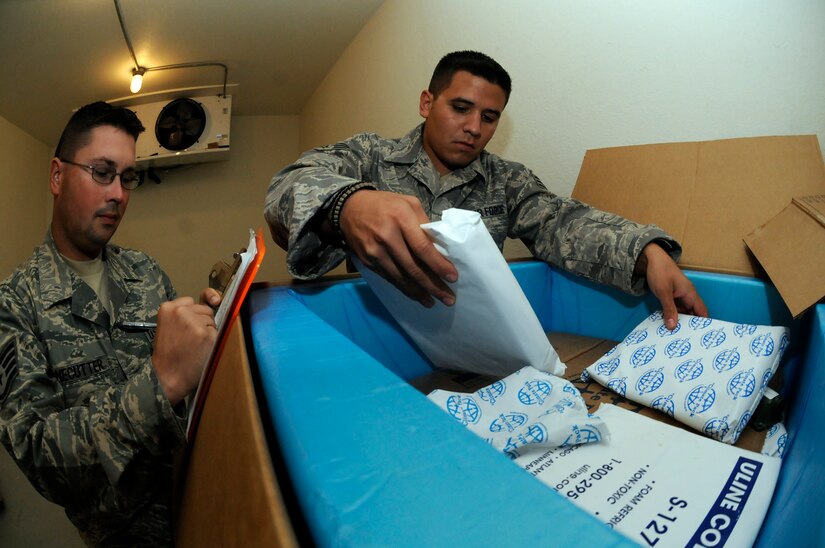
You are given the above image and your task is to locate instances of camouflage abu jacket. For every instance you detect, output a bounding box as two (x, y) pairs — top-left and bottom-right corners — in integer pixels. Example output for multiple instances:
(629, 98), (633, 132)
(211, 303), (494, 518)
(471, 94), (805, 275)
(265, 124), (680, 295)
(0, 232), (184, 546)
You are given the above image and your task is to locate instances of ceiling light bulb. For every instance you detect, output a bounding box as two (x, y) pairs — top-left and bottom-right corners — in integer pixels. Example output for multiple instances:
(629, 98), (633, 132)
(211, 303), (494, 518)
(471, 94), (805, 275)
(130, 69), (144, 93)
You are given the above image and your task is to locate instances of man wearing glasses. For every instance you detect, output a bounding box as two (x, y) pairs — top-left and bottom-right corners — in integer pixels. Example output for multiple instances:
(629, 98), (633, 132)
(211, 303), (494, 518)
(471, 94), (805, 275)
(0, 102), (219, 545)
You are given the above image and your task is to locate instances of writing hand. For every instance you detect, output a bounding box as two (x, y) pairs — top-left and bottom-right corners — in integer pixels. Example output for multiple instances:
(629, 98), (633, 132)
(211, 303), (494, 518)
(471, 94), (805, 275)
(199, 287), (222, 309)
(151, 297), (217, 405)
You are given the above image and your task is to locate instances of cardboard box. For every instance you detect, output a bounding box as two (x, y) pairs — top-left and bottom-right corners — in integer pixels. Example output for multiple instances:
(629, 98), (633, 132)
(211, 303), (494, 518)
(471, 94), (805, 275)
(572, 135), (825, 277)
(175, 320), (297, 547)
(745, 195), (825, 317)
(191, 136), (825, 545)
(245, 263), (825, 546)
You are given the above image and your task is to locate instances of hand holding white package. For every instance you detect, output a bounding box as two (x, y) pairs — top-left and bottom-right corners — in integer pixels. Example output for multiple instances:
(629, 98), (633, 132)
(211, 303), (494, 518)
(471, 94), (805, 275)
(583, 311), (790, 444)
(428, 366), (608, 458)
(353, 208), (564, 376)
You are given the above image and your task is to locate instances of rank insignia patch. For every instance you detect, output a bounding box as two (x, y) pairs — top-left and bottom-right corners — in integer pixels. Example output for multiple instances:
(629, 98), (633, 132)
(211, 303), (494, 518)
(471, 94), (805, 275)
(0, 339), (18, 404)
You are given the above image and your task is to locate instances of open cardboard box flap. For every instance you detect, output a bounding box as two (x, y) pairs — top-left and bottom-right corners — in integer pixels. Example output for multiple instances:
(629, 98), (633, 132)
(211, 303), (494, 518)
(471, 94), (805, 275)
(571, 135), (825, 279)
(745, 194), (825, 317)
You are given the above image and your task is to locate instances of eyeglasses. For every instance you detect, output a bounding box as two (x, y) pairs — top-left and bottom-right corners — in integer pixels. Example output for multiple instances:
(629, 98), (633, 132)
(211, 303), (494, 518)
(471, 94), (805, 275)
(59, 158), (142, 190)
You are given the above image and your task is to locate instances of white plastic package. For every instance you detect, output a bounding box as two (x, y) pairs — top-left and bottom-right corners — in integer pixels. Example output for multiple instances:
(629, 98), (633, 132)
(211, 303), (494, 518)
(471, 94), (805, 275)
(353, 208), (565, 376)
(427, 366), (609, 459)
(582, 311), (790, 444)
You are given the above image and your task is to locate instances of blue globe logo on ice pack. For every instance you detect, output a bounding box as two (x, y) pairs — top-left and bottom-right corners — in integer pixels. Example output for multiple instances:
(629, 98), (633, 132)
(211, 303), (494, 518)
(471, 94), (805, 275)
(562, 384), (579, 397)
(563, 424), (603, 446)
(518, 380), (552, 405)
(607, 377), (628, 397)
(631, 346), (657, 368)
(506, 424), (548, 457)
(624, 329), (649, 345)
(728, 368), (756, 400)
(776, 433), (788, 457)
(551, 398), (575, 414)
(713, 348), (741, 373)
(704, 415), (731, 440)
(489, 412), (528, 433)
(761, 370), (773, 391)
(651, 394), (675, 417)
(503, 436), (521, 460)
(675, 359), (704, 382)
(523, 423), (547, 444)
(734, 324), (758, 338)
(636, 367), (665, 395)
(779, 333), (790, 357)
(701, 329), (727, 349)
(750, 334), (775, 357)
(765, 423), (787, 457)
(685, 383), (716, 416)
(734, 411), (752, 440)
(690, 316), (713, 330)
(478, 381), (506, 404)
(446, 395), (481, 425)
(596, 357), (621, 376)
(666, 338), (692, 358)
(648, 311), (664, 322)
(657, 322), (681, 336)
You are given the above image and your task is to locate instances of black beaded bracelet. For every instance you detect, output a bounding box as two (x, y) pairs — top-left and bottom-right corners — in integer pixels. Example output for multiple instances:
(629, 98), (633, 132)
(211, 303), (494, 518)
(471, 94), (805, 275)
(328, 182), (376, 235)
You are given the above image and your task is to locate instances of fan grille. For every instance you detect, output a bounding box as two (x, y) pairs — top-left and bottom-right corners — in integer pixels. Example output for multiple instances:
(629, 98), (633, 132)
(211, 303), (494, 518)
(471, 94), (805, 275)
(155, 98), (207, 151)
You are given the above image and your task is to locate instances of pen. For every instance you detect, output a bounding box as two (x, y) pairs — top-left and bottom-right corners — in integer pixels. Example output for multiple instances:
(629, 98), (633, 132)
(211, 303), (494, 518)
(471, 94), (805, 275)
(117, 321), (157, 330)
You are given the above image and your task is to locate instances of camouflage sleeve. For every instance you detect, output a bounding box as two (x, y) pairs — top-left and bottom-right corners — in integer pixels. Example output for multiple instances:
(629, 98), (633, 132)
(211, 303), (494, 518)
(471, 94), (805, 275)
(0, 282), (185, 509)
(264, 138), (377, 279)
(162, 266), (176, 302)
(504, 166), (681, 295)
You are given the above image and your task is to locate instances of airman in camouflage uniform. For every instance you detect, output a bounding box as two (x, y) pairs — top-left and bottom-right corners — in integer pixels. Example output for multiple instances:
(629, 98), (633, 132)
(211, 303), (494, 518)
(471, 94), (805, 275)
(0, 233), (182, 545)
(0, 102), (218, 546)
(267, 123), (674, 295)
(265, 51), (707, 326)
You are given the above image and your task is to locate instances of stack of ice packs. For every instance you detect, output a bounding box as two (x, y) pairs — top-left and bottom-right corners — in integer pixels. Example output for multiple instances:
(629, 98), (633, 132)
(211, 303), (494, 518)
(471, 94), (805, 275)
(582, 311), (790, 444)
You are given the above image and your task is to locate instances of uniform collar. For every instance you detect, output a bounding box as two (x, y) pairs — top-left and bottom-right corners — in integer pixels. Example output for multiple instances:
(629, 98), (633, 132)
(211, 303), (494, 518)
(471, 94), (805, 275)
(387, 124), (489, 188)
(36, 231), (138, 314)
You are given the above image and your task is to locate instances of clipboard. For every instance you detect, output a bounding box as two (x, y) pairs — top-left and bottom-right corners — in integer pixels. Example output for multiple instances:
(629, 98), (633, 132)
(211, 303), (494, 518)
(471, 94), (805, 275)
(186, 228), (266, 441)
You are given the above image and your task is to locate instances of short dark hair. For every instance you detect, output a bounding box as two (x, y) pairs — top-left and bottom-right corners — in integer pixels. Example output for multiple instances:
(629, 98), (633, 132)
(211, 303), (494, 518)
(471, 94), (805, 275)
(54, 101), (145, 159)
(428, 50), (512, 103)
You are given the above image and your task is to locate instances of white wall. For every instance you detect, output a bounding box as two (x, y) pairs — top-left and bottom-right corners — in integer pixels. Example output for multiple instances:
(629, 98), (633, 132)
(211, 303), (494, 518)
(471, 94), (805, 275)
(0, 118), (84, 547)
(0, 116), (50, 279)
(301, 0), (825, 200)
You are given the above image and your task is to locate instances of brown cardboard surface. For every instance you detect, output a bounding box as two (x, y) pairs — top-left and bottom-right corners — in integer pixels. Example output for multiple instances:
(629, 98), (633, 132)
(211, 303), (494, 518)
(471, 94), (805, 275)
(572, 135), (825, 277)
(409, 369), (501, 394)
(176, 321), (298, 547)
(744, 194), (825, 317)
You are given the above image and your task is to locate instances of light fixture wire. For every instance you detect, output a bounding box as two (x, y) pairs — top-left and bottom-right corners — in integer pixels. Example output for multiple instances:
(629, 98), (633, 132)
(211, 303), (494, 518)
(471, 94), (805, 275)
(114, 0), (228, 97)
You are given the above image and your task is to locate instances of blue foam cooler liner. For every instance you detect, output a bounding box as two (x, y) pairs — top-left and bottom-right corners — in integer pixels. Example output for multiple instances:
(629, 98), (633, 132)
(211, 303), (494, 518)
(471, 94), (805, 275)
(246, 261), (825, 547)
